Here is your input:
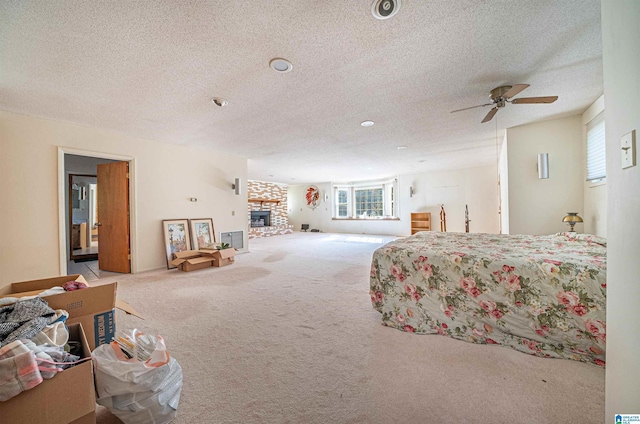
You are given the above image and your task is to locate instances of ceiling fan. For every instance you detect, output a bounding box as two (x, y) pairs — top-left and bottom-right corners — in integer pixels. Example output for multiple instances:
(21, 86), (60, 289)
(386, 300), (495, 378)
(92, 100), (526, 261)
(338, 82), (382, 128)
(451, 84), (558, 123)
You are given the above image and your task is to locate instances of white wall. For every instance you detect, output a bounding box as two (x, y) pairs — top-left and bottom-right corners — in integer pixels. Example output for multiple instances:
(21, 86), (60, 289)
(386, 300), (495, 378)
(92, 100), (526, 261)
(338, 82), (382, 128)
(0, 110), (248, 286)
(498, 133), (509, 234)
(288, 182), (335, 233)
(602, 0), (640, 416)
(582, 95), (607, 237)
(506, 116), (584, 235)
(287, 165), (499, 236)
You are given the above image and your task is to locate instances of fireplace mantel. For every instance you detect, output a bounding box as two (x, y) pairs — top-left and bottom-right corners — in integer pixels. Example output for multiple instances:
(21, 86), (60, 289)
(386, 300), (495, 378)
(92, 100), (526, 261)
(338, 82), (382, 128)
(249, 198), (281, 207)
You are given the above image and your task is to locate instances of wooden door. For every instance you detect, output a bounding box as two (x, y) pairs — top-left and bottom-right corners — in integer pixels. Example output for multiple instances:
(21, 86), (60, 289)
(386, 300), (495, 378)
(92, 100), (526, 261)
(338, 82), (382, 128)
(97, 161), (131, 273)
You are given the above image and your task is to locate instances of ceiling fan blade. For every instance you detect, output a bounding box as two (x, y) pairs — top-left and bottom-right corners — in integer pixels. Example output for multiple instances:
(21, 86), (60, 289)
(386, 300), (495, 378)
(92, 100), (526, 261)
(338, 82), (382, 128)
(450, 103), (493, 113)
(502, 84), (529, 99)
(511, 96), (558, 104)
(481, 107), (498, 123)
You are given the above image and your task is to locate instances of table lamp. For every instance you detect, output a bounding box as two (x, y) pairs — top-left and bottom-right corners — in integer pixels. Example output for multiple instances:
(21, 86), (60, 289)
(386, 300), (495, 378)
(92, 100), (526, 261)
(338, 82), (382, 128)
(562, 212), (583, 232)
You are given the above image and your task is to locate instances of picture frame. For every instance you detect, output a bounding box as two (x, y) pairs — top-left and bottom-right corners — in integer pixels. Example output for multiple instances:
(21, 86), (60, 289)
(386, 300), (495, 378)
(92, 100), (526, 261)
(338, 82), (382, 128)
(189, 218), (216, 250)
(162, 219), (191, 269)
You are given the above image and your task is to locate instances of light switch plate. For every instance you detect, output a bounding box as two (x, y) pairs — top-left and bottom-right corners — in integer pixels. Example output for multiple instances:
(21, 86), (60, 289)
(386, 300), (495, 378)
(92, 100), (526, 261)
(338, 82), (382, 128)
(621, 129), (636, 169)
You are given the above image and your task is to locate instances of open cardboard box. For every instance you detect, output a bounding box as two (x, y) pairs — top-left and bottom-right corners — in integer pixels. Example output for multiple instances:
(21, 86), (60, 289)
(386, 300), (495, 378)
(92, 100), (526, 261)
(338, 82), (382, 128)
(200, 246), (237, 267)
(171, 250), (216, 271)
(0, 274), (143, 351)
(170, 247), (237, 270)
(0, 323), (96, 424)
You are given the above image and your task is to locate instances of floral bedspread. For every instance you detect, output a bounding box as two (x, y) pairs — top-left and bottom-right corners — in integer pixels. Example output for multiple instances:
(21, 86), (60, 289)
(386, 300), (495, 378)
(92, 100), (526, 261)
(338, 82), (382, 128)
(370, 232), (607, 366)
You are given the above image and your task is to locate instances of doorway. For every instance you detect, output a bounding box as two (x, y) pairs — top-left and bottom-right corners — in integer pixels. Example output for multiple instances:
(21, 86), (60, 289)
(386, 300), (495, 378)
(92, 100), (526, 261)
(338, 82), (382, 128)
(69, 173), (98, 261)
(59, 148), (137, 277)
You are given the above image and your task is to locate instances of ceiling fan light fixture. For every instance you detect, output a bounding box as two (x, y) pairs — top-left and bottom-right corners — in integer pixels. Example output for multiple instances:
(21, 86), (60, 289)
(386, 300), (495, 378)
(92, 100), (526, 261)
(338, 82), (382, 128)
(451, 84), (559, 123)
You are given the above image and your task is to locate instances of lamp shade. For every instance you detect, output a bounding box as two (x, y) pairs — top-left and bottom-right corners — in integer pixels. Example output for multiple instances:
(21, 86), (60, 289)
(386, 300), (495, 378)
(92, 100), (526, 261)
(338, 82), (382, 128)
(562, 212), (583, 232)
(562, 212), (583, 224)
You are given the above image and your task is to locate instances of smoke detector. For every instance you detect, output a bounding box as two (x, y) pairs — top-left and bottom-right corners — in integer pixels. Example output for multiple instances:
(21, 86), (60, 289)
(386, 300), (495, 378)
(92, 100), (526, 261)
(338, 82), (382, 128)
(371, 0), (401, 20)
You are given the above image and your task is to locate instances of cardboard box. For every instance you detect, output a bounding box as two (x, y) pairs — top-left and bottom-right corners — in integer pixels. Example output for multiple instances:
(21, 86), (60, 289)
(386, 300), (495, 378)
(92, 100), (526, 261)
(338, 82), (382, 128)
(0, 275), (142, 351)
(0, 323), (96, 424)
(201, 247), (237, 267)
(170, 250), (216, 271)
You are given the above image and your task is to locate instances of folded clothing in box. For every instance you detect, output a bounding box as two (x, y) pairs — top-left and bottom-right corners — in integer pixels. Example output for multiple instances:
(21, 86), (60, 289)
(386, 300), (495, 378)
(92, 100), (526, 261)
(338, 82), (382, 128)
(0, 297), (56, 347)
(0, 323), (96, 424)
(0, 275), (143, 351)
(0, 340), (43, 401)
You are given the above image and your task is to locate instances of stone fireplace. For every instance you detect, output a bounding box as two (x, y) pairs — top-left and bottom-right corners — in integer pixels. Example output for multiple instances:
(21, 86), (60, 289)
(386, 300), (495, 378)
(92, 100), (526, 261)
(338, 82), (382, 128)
(247, 180), (294, 239)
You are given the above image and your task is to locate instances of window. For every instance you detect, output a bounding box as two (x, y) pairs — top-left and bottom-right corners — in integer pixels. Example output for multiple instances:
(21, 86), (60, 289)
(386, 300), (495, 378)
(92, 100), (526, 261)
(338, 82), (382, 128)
(355, 188), (383, 217)
(337, 189), (349, 217)
(586, 112), (606, 182)
(333, 179), (398, 219)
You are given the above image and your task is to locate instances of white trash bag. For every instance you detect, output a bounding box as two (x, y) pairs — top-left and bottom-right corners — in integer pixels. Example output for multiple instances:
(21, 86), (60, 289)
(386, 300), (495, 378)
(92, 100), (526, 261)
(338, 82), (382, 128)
(92, 330), (183, 424)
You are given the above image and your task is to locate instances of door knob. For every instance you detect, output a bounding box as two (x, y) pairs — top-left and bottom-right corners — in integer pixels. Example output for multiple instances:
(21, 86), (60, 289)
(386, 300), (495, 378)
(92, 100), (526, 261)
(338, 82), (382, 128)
(96, 222), (102, 227)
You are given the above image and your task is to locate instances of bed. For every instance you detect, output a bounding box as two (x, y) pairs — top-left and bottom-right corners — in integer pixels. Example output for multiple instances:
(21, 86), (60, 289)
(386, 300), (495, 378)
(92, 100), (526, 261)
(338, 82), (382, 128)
(369, 231), (606, 366)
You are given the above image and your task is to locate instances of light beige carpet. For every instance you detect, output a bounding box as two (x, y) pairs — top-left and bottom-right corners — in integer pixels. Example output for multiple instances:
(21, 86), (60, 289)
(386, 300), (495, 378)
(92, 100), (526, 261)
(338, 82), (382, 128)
(95, 232), (604, 424)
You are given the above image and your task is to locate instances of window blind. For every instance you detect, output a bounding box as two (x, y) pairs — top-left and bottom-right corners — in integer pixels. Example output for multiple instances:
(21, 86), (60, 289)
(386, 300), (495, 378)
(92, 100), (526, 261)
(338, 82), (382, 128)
(586, 112), (606, 182)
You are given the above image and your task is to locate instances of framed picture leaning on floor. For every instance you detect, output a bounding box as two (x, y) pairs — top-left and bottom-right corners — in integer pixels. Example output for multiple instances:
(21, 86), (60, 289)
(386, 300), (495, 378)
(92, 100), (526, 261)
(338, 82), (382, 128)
(162, 219), (191, 269)
(189, 218), (215, 250)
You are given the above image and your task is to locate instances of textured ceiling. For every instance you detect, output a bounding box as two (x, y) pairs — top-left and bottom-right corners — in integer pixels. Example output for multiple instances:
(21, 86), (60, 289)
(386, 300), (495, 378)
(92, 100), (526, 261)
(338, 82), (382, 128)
(0, 0), (602, 184)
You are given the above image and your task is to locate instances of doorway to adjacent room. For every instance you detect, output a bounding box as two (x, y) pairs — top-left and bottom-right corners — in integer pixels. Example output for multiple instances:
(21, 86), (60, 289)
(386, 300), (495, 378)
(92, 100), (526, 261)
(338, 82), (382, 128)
(59, 148), (137, 277)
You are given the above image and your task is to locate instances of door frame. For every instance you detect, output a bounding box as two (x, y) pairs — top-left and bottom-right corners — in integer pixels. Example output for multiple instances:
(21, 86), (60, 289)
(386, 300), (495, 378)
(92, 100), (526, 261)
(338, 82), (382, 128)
(57, 147), (137, 275)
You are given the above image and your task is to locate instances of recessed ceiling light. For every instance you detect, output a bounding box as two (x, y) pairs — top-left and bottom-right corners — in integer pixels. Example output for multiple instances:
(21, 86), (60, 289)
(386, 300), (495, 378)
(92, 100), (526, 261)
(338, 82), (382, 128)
(211, 97), (228, 107)
(371, 0), (401, 20)
(361, 120), (375, 127)
(397, 146), (408, 150)
(269, 174), (274, 177)
(269, 58), (293, 73)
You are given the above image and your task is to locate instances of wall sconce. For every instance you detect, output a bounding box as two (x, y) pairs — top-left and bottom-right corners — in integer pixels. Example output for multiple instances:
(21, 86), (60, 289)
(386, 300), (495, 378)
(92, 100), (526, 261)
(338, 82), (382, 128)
(231, 178), (242, 195)
(537, 153), (549, 179)
(409, 186), (414, 197)
(562, 212), (583, 232)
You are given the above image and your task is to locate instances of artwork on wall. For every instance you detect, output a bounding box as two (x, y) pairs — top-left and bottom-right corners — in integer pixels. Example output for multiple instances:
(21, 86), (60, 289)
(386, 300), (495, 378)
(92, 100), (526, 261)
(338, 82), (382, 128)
(305, 185), (320, 210)
(190, 218), (216, 250)
(162, 219), (191, 269)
